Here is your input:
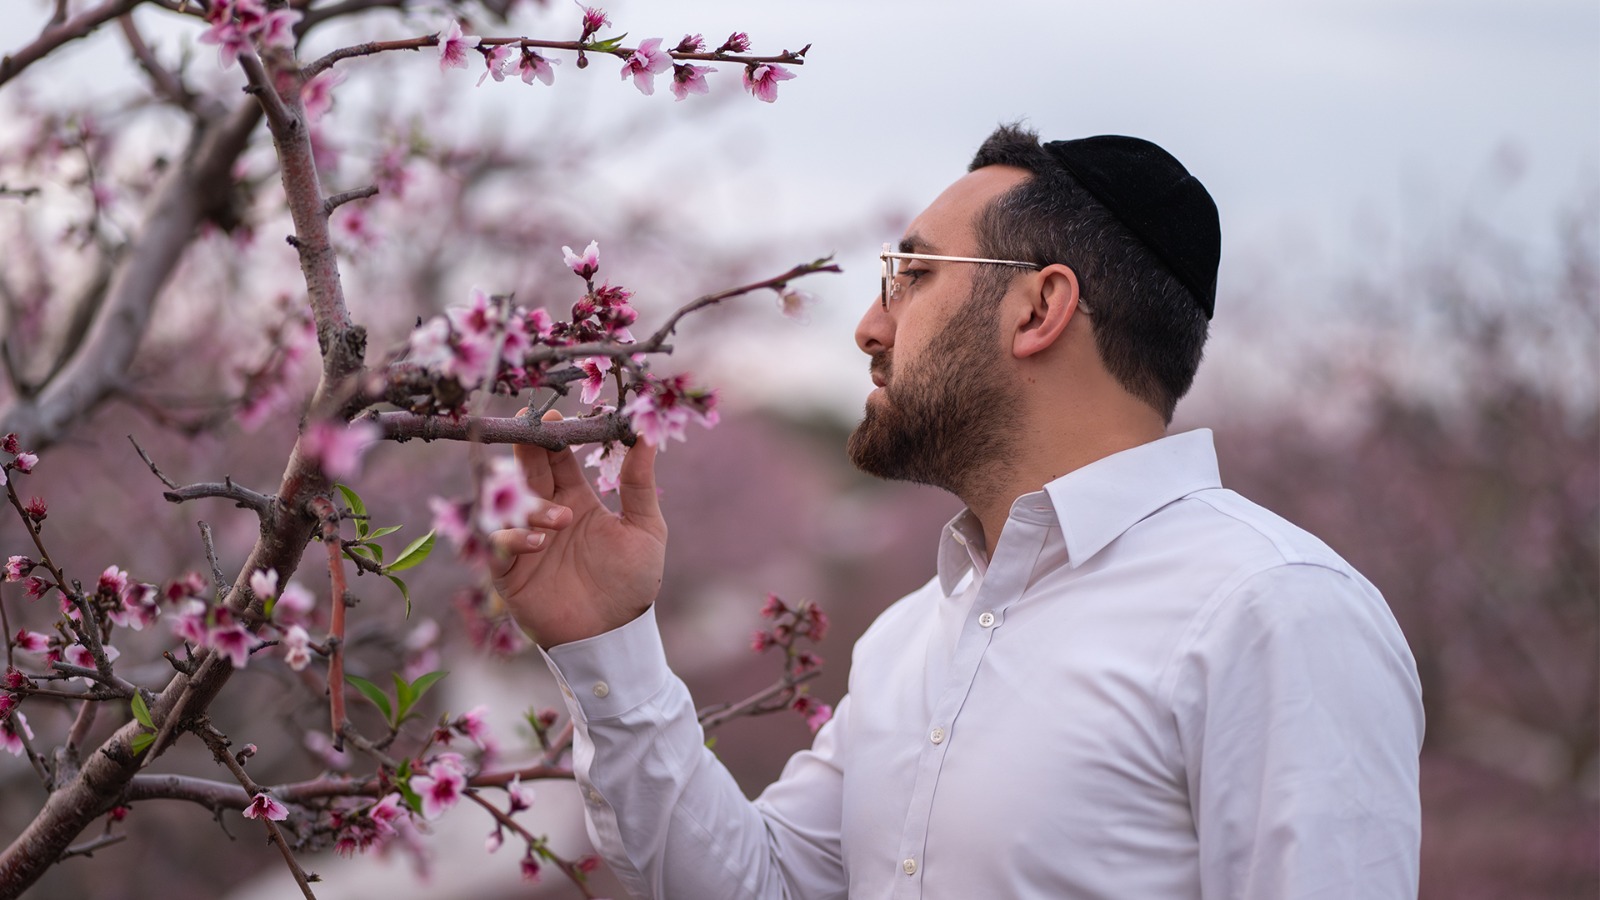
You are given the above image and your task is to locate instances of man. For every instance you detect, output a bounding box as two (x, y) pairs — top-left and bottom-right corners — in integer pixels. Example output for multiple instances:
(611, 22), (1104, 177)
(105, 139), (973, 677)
(490, 125), (1425, 899)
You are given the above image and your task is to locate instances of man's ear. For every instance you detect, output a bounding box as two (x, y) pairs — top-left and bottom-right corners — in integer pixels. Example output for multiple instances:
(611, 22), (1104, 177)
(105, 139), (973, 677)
(1012, 264), (1085, 359)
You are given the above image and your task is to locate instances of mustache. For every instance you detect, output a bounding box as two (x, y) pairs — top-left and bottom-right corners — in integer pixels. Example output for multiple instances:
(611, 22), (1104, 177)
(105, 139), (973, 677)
(870, 352), (892, 386)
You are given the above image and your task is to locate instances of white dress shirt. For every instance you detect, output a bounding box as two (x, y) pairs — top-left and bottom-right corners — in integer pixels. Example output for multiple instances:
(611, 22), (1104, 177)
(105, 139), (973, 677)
(542, 429), (1424, 899)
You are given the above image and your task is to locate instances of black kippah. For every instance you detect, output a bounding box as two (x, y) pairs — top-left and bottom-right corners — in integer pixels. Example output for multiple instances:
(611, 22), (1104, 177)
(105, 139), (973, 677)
(1043, 136), (1220, 319)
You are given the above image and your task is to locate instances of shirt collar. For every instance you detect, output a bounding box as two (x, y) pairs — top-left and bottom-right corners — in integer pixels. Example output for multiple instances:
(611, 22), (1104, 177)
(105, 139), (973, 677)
(935, 429), (1223, 595)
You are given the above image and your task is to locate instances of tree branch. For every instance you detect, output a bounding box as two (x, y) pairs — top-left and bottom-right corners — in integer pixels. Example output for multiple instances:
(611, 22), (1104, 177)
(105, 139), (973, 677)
(161, 479), (274, 514)
(323, 186), (378, 216)
(367, 409), (626, 448)
(0, 0), (144, 88)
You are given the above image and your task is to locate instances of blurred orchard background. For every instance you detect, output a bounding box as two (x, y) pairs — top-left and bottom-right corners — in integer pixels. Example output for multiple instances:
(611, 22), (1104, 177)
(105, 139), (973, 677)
(0, 0), (1595, 897)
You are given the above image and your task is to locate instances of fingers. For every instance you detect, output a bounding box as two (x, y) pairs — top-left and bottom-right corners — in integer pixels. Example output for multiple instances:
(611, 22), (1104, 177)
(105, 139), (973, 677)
(540, 409), (593, 497)
(486, 527), (550, 577)
(617, 437), (663, 528)
(512, 408), (557, 498)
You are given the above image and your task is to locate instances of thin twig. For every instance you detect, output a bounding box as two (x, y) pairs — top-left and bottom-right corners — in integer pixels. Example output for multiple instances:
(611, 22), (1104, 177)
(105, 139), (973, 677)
(368, 409), (626, 448)
(696, 669), (822, 733)
(162, 479), (273, 514)
(236, 49), (294, 131)
(310, 497), (348, 748)
(127, 434), (179, 489)
(322, 186), (378, 216)
(303, 34), (811, 81)
(198, 522), (229, 599)
(0, 0), (143, 88)
(194, 721), (318, 899)
(464, 790), (597, 898)
(58, 833), (126, 860)
(65, 695), (98, 754)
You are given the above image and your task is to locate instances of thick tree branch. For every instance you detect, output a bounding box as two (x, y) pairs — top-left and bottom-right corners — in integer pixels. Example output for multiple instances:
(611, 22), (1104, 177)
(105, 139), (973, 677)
(0, 98), (263, 451)
(368, 409), (626, 448)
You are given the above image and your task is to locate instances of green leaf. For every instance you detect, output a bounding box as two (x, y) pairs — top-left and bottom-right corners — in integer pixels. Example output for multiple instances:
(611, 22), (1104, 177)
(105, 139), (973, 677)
(587, 32), (629, 52)
(130, 692), (153, 729)
(366, 525), (403, 540)
(397, 779), (424, 816)
(384, 531), (435, 573)
(345, 674), (393, 725)
(392, 672), (416, 722)
(130, 732), (156, 755)
(408, 670), (448, 706)
(386, 575), (411, 618)
(335, 484), (368, 537)
(346, 543), (383, 564)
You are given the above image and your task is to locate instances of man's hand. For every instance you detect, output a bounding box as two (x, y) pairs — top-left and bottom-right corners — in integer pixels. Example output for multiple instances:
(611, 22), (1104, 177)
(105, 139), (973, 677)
(490, 409), (667, 648)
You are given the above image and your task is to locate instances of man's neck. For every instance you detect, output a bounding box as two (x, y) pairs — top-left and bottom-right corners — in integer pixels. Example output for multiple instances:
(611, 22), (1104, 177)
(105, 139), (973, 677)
(962, 423), (1167, 558)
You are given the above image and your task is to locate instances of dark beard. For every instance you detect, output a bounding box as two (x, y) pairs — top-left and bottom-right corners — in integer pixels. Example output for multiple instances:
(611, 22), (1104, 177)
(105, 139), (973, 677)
(846, 293), (1018, 500)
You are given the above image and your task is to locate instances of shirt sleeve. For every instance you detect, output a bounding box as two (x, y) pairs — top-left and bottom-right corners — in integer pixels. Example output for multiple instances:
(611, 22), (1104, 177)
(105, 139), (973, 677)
(1171, 562), (1425, 900)
(541, 605), (848, 900)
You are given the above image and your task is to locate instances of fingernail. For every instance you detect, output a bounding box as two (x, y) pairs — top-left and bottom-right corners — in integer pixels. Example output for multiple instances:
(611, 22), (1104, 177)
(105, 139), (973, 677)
(527, 533), (545, 549)
(545, 507), (564, 524)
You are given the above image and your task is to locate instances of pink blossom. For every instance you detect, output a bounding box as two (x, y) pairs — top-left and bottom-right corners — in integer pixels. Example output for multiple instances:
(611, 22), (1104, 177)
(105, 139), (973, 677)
(485, 827), (504, 854)
(274, 581), (315, 624)
(4, 667), (27, 689)
(256, 8), (301, 49)
(410, 759), (467, 819)
(13, 630), (48, 653)
(576, 2), (609, 41)
(171, 599), (211, 645)
(97, 565), (128, 597)
(670, 63), (715, 101)
(506, 775), (535, 813)
(622, 375), (720, 448)
(520, 852), (542, 883)
(742, 64), (796, 103)
(429, 497), (474, 548)
(374, 146), (411, 199)
(437, 21), (478, 72)
(250, 568), (279, 601)
(516, 49), (558, 86)
(110, 583), (159, 631)
(282, 625), (312, 671)
(579, 356), (612, 404)
(674, 33), (705, 53)
(244, 791), (290, 821)
(717, 32), (751, 53)
(478, 457), (541, 532)
(576, 854), (602, 873)
(524, 307), (555, 342)
(561, 240), (600, 279)
(23, 497), (45, 521)
(407, 317), (454, 371)
(449, 287), (500, 338)
(369, 792), (405, 835)
(13, 452), (37, 473)
(22, 576), (48, 601)
(302, 419), (381, 479)
(1, 712), (33, 756)
(207, 619), (254, 668)
(751, 629), (775, 652)
(1, 434), (17, 454)
(334, 205), (379, 248)
(805, 701), (832, 732)
(477, 44), (514, 86)
(777, 285), (814, 320)
(199, 20), (251, 68)
(760, 593), (786, 619)
(300, 69), (345, 122)
(4, 556), (32, 581)
(804, 603), (830, 641)
(455, 705), (492, 748)
(620, 38), (673, 95)
(65, 642), (118, 669)
(583, 443), (625, 494)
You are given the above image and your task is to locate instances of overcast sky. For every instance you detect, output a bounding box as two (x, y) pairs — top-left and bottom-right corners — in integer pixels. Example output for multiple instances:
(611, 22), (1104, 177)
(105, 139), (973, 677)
(8, 0), (1598, 416)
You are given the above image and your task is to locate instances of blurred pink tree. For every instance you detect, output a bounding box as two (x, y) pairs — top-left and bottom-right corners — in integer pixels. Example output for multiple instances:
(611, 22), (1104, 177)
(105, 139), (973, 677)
(0, 1), (835, 896)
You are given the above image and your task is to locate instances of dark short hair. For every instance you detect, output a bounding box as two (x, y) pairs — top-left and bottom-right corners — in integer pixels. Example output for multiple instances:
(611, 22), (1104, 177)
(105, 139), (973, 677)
(967, 124), (1209, 423)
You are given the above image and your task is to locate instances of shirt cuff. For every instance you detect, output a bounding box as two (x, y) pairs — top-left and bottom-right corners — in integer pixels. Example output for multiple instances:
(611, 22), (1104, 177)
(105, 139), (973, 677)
(539, 605), (671, 723)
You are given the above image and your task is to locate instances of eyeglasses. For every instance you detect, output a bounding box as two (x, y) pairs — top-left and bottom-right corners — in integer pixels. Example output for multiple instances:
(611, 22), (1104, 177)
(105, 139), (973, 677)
(879, 244), (1042, 309)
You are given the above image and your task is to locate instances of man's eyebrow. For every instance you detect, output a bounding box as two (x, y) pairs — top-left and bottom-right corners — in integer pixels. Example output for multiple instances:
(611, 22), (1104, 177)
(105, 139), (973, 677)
(898, 233), (938, 255)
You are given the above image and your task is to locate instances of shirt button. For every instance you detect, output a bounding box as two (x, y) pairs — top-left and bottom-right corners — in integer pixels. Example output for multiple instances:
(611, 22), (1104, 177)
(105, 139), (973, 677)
(929, 727), (945, 745)
(978, 611), (996, 628)
(902, 858), (918, 875)
(592, 682), (610, 698)
(586, 788), (603, 805)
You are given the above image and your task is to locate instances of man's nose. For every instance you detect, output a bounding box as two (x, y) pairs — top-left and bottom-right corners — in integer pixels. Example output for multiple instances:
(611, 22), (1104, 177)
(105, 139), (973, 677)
(855, 293), (893, 356)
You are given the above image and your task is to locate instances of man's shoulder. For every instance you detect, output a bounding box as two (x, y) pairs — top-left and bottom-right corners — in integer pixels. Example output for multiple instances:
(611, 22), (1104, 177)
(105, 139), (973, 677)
(1147, 486), (1358, 577)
